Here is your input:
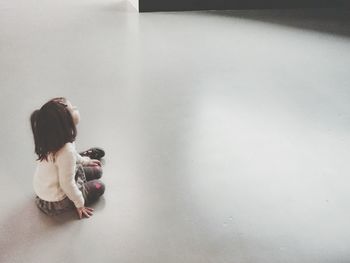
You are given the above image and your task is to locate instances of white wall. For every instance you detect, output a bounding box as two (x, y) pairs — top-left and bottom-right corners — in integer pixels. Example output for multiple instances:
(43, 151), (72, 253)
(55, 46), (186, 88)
(129, 0), (139, 11)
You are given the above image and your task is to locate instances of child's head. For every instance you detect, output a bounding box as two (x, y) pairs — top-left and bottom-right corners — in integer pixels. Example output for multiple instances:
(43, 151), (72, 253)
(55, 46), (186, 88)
(30, 97), (80, 161)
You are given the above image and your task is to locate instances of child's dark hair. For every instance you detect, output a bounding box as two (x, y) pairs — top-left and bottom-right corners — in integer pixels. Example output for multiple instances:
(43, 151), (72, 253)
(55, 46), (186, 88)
(30, 97), (77, 161)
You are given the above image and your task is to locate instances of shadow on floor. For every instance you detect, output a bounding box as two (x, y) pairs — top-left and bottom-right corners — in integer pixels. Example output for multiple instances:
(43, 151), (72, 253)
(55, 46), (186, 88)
(0, 196), (105, 262)
(203, 8), (350, 38)
(0, 199), (71, 262)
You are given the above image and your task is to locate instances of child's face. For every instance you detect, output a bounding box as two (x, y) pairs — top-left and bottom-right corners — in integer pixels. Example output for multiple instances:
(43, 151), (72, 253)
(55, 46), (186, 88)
(66, 100), (80, 125)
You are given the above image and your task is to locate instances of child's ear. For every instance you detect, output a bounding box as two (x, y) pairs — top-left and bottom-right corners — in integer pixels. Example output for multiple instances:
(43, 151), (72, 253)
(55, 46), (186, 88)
(72, 111), (80, 125)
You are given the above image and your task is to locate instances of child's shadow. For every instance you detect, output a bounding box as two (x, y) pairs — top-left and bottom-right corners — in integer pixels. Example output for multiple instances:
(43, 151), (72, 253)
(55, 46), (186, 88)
(0, 196), (105, 262)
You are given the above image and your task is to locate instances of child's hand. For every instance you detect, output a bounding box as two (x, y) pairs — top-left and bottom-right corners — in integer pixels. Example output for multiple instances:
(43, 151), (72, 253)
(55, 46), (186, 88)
(76, 206), (94, 219)
(86, 159), (101, 167)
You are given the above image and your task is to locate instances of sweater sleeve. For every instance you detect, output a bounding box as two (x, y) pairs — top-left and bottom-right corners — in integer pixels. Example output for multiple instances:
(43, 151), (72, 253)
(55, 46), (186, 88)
(75, 152), (90, 165)
(56, 144), (85, 208)
(72, 142), (90, 165)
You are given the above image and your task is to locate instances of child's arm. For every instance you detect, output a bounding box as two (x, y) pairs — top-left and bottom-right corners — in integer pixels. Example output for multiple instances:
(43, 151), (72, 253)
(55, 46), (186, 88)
(56, 144), (85, 209)
(75, 150), (101, 167)
(75, 151), (90, 165)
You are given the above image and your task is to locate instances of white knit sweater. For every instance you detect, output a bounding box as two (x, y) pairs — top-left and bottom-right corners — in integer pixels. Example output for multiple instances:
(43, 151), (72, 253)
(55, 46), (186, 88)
(33, 143), (90, 208)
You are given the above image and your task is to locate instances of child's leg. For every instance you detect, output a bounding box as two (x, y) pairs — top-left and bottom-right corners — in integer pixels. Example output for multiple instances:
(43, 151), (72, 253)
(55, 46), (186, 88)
(82, 180), (105, 205)
(82, 165), (103, 181)
(75, 165), (105, 204)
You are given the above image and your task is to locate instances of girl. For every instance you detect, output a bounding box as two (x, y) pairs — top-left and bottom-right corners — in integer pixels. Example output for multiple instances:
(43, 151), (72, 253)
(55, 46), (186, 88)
(30, 97), (105, 219)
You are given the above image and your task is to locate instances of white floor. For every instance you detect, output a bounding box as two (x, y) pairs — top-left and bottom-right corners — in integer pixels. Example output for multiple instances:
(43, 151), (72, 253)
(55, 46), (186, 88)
(1, 1), (350, 262)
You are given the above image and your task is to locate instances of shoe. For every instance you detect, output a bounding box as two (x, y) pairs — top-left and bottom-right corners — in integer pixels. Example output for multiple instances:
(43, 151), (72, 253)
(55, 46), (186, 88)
(80, 147), (105, 160)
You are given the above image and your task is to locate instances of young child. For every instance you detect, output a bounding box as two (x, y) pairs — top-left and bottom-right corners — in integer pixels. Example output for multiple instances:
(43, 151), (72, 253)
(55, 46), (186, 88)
(30, 97), (105, 219)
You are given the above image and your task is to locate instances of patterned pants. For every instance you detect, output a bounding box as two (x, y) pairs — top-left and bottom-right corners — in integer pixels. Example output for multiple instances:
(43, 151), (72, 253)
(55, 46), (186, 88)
(35, 164), (105, 216)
